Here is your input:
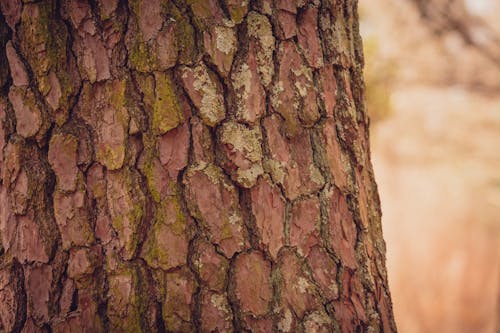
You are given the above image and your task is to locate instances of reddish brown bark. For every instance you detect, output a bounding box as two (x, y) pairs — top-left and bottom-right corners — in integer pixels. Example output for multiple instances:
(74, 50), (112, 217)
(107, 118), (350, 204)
(0, 0), (396, 332)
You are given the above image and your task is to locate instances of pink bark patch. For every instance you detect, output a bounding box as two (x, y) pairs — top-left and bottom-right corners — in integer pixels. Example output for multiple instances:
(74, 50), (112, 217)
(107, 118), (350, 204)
(158, 121), (190, 178)
(307, 246), (339, 301)
(0, 101), (5, 179)
(250, 177), (285, 259)
(245, 316), (274, 332)
(97, 106), (126, 170)
(276, 0), (297, 39)
(200, 290), (233, 332)
(0, 187), (16, 255)
(327, 187), (358, 269)
(65, 0), (90, 29)
(203, 25), (236, 76)
(0, 0), (21, 30)
(67, 247), (100, 280)
(95, 211), (113, 245)
(86, 163), (106, 200)
(320, 64), (337, 117)
(191, 116), (214, 164)
(332, 270), (367, 330)
(233, 251), (272, 316)
(156, 23), (178, 70)
(231, 44), (266, 125)
(272, 41), (320, 133)
(279, 250), (321, 319)
(137, 0), (163, 41)
(2, 141), (21, 184)
(183, 164), (247, 257)
(12, 211), (50, 263)
(6, 41), (29, 87)
(289, 197), (321, 256)
(24, 264), (52, 323)
(356, 168), (371, 230)
(54, 189), (94, 249)
(46, 70), (62, 111)
(8, 87), (42, 138)
(193, 239), (228, 292)
(48, 133), (79, 192)
(11, 169), (28, 215)
(59, 279), (75, 314)
(263, 115), (324, 200)
(78, 34), (111, 82)
(321, 119), (348, 190)
(278, 11), (296, 38)
(298, 7), (323, 68)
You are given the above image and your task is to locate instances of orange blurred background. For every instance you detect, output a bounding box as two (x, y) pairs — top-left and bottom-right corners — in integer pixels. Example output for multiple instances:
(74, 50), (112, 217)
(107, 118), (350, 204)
(359, 0), (500, 332)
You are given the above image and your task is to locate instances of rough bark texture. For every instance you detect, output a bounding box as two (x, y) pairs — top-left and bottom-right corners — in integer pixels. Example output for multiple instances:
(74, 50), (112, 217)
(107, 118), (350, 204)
(0, 0), (396, 332)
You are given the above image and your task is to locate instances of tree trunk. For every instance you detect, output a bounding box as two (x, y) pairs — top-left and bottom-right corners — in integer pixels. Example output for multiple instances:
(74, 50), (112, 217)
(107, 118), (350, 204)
(0, 0), (396, 332)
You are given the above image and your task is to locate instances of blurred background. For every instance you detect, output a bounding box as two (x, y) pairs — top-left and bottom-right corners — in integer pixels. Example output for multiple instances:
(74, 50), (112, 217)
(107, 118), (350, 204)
(359, 0), (500, 332)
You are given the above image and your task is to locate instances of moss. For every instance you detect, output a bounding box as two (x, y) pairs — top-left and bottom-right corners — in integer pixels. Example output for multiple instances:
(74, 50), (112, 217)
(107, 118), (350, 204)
(146, 167), (162, 203)
(96, 80), (130, 170)
(140, 132), (162, 203)
(129, 39), (156, 73)
(19, 2), (51, 76)
(152, 72), (184, 134)
(110, 80), (128, 110)
(220, 216), (233, 239)
(19, 1), (75, 121)
(228, 4), (248, 24)
(141, 193), (187, 269)
(168, 2), (196, 64)
(168, 190), (187, 236)
(141, 221), (170, 268)
(128, 0), (187, 71)
(97, 144), (125, 171)
(127, 0), (155, 73)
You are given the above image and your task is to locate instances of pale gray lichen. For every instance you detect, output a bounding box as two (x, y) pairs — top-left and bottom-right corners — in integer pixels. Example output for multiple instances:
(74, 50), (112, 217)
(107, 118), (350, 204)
(303, 310), (332, 332)
(278, 308), (293, 332)
(310, 164), (325, 186)
(247, 11), (275, 87)
(220, 121), (262, 162)
(264, 159), (287, 185)
(297, 277), (311, 294)
(182, 64), (225, 127)
(210, 293), (231, 315)
(232, 62), (253, 119)
(215, 25), (237, 55)
(219, 121), (264, 187)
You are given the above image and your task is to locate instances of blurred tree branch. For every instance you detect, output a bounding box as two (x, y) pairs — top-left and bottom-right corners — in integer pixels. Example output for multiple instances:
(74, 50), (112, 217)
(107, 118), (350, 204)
(409, 0), (500, 67)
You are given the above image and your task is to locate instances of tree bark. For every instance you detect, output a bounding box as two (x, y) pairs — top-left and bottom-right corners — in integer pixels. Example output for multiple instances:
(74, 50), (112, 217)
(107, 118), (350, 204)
(0, 0), (396, 332)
